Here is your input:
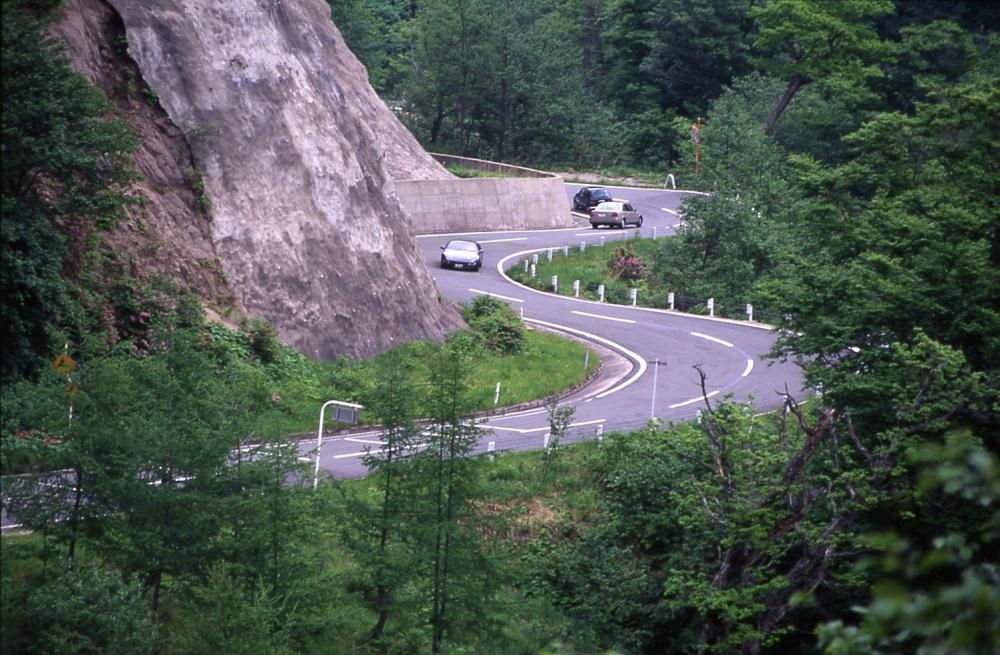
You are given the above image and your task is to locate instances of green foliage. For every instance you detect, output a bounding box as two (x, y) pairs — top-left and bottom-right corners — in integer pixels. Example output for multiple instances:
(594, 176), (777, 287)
(462, 294), (526, 355)
(241, 317), (282, 365)
(3, 562), (156, 655)
(751, 0), (895, 131)
(817, 432), (999, 655)
(163, 564), (294, 655)
(1, 0), (138, 382)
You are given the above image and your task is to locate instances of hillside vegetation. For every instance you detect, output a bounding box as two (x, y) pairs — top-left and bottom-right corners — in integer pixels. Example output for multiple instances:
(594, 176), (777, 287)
(2, 0), (998, 654)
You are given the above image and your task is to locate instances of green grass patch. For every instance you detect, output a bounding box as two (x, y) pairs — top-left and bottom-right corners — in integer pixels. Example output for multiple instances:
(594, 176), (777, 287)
(444, 163), (523, 178)
(226, 323), (597, 437)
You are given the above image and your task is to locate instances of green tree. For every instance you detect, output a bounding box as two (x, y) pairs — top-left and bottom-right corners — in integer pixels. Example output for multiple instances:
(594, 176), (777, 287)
(643, 0), (754, 117)
(817, 432), (999, 655)
(1, 0), (137, 382)
(354, 352), (424, 645)
(414, 336), (500, 654)
(164, 563), (293, 655)
(751, 0), (894, 132)
(4, 562), (156, 655)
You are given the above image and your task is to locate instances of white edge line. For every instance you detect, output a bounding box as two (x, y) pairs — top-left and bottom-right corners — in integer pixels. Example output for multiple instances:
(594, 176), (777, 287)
(333, 450), (369, 459)
(486, 408), (547, 422)
(741, 359), (754, 377)
(523, 316), (647, 399)
(571, 310), (636, 324)
(489, 418), (607, 434)
(469, 288), (524, 303)
(690, 331), (734, 348)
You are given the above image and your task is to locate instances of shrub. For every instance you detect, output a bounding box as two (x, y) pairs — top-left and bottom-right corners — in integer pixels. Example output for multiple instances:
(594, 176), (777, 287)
(607, 246), (648, 283)
(462, 295), (525, 355)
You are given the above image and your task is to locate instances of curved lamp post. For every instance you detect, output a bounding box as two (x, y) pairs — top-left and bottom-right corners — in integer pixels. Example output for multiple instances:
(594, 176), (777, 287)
(313, 399), (363, 489)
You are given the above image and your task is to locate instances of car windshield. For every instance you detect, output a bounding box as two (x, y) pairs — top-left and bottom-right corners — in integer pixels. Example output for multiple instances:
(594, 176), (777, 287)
(447, 240), (478, 252)
(594, 201), (622, 211)
(592, 189), (612, 200)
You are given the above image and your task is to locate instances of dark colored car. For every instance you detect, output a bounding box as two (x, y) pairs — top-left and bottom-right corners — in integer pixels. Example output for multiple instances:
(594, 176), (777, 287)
(572, 186), (614, 212)
(440, 239), (484, 271)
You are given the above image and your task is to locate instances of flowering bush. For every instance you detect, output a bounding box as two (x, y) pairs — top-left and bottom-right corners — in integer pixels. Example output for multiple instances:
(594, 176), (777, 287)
(607, 246), (648, 282)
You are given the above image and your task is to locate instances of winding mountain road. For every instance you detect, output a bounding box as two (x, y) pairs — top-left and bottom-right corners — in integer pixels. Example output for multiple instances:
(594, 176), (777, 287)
(308, 183), (807, 479)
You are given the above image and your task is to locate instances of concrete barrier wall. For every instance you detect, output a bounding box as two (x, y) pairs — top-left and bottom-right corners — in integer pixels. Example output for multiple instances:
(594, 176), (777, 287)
(396, 154), (574, 234)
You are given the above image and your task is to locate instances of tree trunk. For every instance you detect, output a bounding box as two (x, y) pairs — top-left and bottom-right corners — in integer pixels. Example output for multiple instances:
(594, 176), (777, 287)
(766, 76), (808, 133)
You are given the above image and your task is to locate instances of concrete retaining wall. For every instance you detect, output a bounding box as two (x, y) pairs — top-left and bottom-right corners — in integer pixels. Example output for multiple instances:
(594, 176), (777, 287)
(396, 154), (574, 234)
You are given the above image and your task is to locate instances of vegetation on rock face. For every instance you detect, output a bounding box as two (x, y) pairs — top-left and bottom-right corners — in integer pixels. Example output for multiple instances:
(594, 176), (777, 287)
(1, 0), (138, 383)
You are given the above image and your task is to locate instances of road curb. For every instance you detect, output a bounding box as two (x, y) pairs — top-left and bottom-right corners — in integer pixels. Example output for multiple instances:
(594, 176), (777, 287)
(288, 322), (632, 443)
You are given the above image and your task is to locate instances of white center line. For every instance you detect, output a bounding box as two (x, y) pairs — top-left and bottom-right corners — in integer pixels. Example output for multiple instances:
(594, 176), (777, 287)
(572, 310), (636, 324)
(469, 288), (524, 303)
(477, 237), (529, 244)
(661, 208), (679, 215)
(690, 332), (734, 347)
(741, 359), (754, 377)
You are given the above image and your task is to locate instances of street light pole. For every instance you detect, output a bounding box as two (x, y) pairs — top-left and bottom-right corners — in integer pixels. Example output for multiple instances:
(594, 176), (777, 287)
(313, 399), (363, 489)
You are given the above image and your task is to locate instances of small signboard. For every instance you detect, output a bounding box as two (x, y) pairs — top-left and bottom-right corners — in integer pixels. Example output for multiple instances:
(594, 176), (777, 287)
(333, 405), (358, 424)
(52, 353), (76, 376)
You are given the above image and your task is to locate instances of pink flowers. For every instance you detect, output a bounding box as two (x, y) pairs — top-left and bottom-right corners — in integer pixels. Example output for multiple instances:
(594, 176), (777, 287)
(607, 247), (648, 282)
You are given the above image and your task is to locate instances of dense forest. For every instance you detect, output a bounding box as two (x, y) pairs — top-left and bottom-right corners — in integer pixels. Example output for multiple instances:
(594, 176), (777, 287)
(2, 0), (998, 653)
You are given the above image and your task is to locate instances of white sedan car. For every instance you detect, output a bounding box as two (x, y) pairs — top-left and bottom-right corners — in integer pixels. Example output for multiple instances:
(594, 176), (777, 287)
(589, 201), (643, 229)
(440, 239), (484, 271)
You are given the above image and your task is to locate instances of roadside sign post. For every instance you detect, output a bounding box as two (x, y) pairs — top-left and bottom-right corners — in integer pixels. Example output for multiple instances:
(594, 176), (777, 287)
(690, 117), (702, 176)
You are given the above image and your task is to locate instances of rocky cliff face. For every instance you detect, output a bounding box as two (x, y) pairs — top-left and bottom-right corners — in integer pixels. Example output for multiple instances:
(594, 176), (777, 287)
(55, 0), (462, 360)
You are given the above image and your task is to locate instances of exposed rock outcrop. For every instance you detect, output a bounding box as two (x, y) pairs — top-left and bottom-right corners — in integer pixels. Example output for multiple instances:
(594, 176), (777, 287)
(55, 0), (463, 360)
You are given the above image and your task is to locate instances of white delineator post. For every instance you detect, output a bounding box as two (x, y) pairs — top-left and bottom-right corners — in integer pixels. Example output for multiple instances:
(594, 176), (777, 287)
(551, 275), (558, 292)
(573, 279), (580, 297)
(494, 382), (501, 405)
(598, 284), (605, 302)
(707, 298), (715, 317)
(650, 357), (659, 419)
(668, 292), (675, 310)
(580, 241), (586, 253)
(488, 441), (496, 462)
(530, 264), (536, 278)
(746, 303), (754, 321)
(630, 288), (637, 306)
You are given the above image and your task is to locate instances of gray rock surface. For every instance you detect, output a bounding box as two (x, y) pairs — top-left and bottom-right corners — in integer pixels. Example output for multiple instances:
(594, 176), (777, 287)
(103, 0), (462, 359)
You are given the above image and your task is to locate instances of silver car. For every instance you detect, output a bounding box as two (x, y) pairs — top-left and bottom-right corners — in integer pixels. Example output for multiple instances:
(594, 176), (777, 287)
(440, 239), (484, 270)
(589, 201), (643, 229)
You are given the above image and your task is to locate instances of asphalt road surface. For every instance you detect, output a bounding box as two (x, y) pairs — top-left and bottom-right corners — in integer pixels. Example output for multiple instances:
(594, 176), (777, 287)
(305, 183), (806, 480)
